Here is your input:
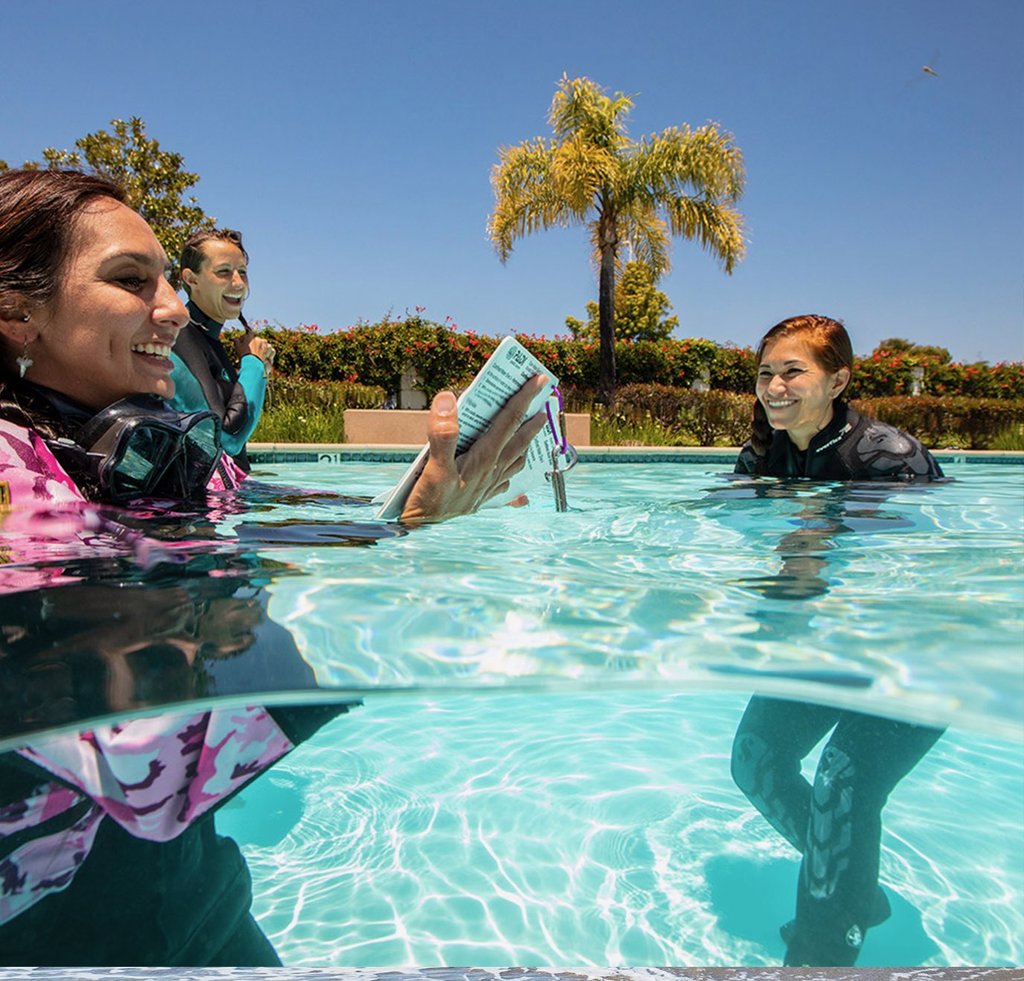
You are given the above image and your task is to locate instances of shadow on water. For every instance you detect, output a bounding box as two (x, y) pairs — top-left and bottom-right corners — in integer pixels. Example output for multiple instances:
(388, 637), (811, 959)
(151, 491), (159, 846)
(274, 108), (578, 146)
(705, 853), (941, 966)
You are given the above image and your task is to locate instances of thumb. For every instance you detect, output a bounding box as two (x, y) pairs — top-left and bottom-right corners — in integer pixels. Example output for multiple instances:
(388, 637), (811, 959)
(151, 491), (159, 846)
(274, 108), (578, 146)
(426, 391), (459, 465)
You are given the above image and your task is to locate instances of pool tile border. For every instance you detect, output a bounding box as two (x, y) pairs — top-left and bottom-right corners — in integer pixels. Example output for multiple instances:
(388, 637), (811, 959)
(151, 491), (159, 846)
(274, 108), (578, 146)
(249, 444), (1024, 466)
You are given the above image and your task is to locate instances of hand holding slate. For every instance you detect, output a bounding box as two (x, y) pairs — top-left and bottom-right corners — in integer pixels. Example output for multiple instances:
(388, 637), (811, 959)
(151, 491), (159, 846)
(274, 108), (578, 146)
(400, 374), (549, 525)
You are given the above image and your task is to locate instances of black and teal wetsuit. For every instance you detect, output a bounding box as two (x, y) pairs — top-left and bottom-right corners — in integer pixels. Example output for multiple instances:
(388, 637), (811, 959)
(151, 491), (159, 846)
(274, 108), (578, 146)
(169, 301), (268, 472)
(730, 403), (945, 965)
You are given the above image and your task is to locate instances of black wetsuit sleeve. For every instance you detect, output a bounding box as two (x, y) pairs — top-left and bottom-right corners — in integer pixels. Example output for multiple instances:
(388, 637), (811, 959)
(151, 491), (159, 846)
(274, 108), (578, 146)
(842, 418), (946, 481)
(734, 443), (760, 474)
(221, 382), (251, 436)
(267, 702), (360, 746)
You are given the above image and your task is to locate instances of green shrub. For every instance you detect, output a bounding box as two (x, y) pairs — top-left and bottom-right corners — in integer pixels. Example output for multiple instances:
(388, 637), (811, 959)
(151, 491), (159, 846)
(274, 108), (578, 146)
(597, 384), (755, 446)
(252, 377), (385, 443)
(247, 375), (1024, 449)
(989, 425), (1024, 451)
(851, 397), (1024, 450)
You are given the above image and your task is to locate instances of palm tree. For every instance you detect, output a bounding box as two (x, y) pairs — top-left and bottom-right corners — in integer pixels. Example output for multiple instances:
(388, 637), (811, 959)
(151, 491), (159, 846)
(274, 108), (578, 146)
(489, 75), (746, 404)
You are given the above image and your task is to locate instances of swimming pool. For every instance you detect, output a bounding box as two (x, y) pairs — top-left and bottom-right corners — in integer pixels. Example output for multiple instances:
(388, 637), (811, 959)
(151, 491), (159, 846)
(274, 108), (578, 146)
(2, 458), (1021, 967)
(214, 459), (1022, 968)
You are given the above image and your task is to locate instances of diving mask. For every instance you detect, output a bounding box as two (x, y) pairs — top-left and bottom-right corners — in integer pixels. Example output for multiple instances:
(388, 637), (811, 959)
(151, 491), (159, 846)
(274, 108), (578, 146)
(44, 394), (223, 504)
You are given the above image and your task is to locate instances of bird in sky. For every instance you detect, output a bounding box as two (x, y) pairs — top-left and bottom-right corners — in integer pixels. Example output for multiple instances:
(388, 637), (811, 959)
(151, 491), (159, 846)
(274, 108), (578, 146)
(922, 64), (939, 77)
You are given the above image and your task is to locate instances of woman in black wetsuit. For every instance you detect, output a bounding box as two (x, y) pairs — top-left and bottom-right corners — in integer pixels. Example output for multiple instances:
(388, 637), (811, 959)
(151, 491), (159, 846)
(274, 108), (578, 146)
(729, 314), (946, 965)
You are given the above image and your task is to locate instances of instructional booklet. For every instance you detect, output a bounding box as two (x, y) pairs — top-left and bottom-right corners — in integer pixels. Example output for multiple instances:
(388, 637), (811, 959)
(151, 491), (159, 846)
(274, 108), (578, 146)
(374, 336), (561, 520)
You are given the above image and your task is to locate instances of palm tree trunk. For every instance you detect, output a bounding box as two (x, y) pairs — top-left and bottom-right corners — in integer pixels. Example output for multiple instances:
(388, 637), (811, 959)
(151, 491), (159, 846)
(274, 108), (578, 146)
(597, 208), (617, 406)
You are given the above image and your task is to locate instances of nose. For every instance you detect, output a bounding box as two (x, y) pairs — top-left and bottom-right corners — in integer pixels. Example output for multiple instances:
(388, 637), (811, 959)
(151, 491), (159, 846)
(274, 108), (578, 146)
(154, 275), (189, 333)
(230, 270), (248, 292)
(765, 372), (786, 395)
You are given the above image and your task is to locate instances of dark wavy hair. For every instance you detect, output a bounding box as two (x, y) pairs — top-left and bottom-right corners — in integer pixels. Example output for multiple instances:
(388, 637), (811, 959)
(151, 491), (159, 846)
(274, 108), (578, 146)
(749, 314), (854, 459)
(0, 169), (125, 311)
(0, 169), (126, 387)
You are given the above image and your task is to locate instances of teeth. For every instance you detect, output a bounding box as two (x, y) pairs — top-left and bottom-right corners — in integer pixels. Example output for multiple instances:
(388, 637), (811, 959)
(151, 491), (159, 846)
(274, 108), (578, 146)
(767, 400), (796, 408)
(132, 343), (172, 357)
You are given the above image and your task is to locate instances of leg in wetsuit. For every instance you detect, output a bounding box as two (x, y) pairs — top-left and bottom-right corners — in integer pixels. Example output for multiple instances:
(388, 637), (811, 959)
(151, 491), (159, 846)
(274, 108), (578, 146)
(731, 695), (943, 965)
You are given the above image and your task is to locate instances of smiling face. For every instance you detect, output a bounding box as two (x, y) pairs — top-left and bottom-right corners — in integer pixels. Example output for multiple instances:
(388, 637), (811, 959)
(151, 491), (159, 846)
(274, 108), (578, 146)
(182, 239), (249, 324)
(24, 199), (189, 411)
(756, 336), (851, 450)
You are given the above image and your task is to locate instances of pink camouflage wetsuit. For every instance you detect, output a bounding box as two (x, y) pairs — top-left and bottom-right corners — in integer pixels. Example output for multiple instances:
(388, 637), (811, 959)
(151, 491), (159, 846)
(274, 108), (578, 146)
(0, 413), (347, 965)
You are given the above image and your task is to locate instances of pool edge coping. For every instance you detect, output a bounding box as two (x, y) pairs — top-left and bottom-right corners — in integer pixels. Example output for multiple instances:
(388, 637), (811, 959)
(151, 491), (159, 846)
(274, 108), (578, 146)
(250, 443), (1024, 465)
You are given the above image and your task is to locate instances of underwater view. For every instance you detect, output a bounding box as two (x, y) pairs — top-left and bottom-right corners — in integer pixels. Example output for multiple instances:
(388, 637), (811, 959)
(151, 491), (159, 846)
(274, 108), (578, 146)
(2, 459), (1021, 967)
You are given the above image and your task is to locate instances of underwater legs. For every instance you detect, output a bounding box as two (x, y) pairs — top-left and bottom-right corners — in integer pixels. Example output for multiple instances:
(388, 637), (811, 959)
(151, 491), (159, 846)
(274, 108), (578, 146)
(731, 696), (943, 965)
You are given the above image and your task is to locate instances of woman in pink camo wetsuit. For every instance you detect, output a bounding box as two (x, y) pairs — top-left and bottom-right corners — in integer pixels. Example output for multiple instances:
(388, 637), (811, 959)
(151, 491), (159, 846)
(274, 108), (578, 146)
(0, 169), (549, 965)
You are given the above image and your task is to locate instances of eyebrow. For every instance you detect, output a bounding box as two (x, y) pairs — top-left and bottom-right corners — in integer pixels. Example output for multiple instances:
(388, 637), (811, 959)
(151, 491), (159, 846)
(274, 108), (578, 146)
(760, 359), (808, 368)
(102, 251), (173, 276)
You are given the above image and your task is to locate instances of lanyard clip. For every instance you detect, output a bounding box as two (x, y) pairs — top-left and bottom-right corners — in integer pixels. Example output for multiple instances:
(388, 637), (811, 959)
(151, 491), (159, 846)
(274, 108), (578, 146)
(544, 386), (577, 513)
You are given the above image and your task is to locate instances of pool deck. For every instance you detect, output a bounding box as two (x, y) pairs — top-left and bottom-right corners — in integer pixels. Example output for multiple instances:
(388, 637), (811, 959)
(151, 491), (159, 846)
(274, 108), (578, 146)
(250, 443), (1024, 466)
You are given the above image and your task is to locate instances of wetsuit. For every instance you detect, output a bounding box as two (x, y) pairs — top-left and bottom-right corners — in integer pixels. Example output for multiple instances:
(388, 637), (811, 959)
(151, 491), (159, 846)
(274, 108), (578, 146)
(169, 301), (268, 472)
(0, 388), (347, 966)
(734, 401), (945, 481)
(730, 402), (945, 965)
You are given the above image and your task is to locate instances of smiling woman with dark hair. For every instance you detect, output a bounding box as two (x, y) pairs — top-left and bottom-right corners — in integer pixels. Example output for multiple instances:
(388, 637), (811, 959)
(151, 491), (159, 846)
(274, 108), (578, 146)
(0, 167), (548, 966)
(735, 314), (944, 481)
(730, 314), (946, 966)
(170, 227), (273, 472)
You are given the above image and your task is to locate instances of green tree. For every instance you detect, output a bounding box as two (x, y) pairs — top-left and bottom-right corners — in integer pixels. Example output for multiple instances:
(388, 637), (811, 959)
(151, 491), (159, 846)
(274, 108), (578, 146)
(4, 117), (214, 286)
(489, 74), (745, 403)
(875, 337), (952, 364)
(566, 259), (679, 342)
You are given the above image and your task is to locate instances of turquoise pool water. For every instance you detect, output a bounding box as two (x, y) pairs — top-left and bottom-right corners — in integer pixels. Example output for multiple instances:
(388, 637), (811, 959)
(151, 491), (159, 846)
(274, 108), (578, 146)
(208, 460), (1023, 967)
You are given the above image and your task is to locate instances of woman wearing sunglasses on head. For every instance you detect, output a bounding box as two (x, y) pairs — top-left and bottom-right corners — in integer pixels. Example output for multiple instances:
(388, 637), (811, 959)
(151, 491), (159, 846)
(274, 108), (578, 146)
(0, 168), (547, 965)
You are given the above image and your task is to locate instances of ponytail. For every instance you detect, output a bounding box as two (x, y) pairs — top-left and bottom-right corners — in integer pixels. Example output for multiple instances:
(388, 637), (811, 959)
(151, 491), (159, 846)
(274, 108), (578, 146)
(750, 399), (772, 473)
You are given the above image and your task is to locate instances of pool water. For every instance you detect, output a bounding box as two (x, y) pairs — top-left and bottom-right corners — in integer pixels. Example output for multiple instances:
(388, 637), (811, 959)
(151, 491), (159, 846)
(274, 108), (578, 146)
(205, 460), (1023, 967)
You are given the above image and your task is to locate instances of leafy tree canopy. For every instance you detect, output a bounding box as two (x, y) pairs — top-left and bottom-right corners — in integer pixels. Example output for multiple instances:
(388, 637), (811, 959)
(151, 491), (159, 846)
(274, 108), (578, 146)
(2, 117), (214, 286)
(875, 337), (952, 364)
(566, 260), (679, 342)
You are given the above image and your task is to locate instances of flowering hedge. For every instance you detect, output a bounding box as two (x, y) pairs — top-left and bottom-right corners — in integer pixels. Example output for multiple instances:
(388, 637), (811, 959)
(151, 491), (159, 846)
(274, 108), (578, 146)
(237, 318), (1024, 401)
(588, 386), (1024, 450)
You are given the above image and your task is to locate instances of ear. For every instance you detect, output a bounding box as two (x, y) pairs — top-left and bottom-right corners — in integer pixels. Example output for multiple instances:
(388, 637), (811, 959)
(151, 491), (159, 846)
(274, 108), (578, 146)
(181, 267), (198, 290)
(0, 298), (41, 346)
(831, 366), (852, 399)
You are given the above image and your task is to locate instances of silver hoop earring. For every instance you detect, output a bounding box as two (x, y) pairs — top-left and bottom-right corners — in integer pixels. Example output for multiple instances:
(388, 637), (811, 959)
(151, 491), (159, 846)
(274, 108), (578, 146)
(16, 339), (33, 378)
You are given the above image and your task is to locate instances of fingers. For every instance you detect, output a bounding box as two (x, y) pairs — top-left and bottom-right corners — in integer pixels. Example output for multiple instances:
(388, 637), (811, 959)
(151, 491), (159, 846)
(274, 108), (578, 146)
(496, 409), (548, 470)
(483, 373), (549, 449)
(425, 391), (459, 472)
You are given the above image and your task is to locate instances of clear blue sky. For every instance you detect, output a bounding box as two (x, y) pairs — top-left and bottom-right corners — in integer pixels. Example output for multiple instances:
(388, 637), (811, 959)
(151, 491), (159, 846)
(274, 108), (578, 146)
(3, 0), (1022, 363)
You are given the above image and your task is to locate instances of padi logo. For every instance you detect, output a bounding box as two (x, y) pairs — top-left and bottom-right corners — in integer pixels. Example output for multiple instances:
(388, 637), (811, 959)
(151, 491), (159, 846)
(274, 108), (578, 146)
(507, 346), (529, 368)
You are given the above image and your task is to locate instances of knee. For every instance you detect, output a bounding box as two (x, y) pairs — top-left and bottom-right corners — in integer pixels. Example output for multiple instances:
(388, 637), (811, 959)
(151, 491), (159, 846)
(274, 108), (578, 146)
(731, 730), (771, 797)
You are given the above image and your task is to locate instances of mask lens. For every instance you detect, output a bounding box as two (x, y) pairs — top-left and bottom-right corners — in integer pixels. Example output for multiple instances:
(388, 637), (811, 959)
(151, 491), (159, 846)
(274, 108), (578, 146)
(106, 427), (180, 500)
(182, 415), (220, 486)
(99, 412), (221, 503)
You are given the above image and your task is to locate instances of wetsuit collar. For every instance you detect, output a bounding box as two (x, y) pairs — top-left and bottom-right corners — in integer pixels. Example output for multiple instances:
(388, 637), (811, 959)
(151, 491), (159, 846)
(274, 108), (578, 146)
(187, 299), (225, 339)
(807, 400), (852, 456)
(768, 401), (854, 477)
